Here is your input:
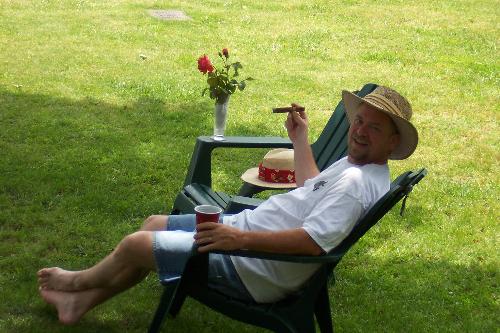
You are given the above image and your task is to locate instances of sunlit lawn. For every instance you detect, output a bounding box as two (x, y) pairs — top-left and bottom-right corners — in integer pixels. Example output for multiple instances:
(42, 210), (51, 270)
(0, 0), (498, 332)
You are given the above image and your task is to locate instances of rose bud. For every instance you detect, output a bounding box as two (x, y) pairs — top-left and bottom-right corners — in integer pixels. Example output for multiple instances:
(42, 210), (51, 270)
(222, 48), (229, 58)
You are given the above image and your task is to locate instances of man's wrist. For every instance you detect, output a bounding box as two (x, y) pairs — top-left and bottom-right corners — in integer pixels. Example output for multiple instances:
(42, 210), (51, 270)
(292, 135), (309, 149)
(239, 231), (250, 250)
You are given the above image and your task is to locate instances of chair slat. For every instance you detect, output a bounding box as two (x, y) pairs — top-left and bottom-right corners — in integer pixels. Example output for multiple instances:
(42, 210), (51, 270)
(314, 118), (349, 171)
(185, 184), (222, 208)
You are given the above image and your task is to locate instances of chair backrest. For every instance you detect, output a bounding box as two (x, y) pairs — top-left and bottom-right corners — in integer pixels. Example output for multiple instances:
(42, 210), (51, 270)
(311, 83), (378, 171)
(329, 168), (428, 260)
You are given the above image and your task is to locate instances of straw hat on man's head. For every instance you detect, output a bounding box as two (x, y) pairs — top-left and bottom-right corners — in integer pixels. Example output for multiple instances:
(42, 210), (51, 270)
(342, 86), (418, 160)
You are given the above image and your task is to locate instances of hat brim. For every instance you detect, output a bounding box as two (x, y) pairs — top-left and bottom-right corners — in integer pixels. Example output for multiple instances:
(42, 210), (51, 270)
(342, 90), (419, 160)
(240, 168), (297, 189)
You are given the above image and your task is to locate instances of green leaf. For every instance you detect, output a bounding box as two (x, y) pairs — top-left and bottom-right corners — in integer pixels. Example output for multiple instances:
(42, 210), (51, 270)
(232, 62), (243, 70)
(231, 64), (240, 75)
(238, 81), (246, 91)
(202, 87), (209, 96)
(207, 77), (218, 88)
(245, 77), (255, 81)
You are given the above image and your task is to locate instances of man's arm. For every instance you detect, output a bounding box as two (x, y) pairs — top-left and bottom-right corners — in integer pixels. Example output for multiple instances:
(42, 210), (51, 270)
(285, 107), (320, 186)
(195, 222), (323, 256)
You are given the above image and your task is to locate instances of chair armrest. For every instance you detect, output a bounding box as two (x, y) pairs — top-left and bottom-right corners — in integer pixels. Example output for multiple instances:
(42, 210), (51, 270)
(197, 136), (292, 148)
(211, 249), (344, 264)
(224, 195), (264, 213)
(184, 136), (292, 187)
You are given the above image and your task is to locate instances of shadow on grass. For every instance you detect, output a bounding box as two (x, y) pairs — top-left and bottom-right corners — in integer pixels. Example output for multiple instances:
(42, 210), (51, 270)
(332, 254), (498, 332)
(8, 252), (496, 332)
(0, 86), (215, 221)
(0, 86), (289, 333)
(0, 86), (290, 218)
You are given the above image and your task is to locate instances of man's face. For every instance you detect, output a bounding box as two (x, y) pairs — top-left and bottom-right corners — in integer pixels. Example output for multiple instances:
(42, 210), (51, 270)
(347, 103), (400, 165)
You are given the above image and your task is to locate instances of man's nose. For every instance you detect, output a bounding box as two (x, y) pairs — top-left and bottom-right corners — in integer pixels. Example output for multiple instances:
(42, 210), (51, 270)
(355, 124), (368, 136)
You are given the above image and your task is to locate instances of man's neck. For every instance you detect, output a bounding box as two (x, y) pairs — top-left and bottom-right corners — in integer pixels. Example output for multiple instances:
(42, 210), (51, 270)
(347, 156), (388, 166)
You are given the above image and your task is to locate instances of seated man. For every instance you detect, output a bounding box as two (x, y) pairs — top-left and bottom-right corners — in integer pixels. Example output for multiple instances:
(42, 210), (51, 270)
(37, 86), (418, 324)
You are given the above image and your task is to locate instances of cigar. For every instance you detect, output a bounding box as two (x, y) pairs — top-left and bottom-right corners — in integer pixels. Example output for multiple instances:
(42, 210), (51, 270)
(272, 106), (305, 113)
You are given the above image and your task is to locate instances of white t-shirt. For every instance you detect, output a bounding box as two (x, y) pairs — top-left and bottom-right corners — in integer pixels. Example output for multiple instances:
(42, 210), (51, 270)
(223, 157), (390, 303)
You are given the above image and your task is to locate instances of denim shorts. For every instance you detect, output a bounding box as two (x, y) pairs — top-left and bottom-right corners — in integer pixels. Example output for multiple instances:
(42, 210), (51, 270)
(154, 214), (253, 302)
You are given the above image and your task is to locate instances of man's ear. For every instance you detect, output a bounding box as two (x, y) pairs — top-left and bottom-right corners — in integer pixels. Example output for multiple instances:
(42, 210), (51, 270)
(389, 133), (400, 152)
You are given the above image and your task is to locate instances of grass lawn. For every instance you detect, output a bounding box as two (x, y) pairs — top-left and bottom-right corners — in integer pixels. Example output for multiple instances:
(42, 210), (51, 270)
(0, 0), (498, 332)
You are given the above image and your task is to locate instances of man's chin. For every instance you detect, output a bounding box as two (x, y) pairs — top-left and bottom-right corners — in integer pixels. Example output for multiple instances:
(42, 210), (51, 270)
(347, 150), (369, 165)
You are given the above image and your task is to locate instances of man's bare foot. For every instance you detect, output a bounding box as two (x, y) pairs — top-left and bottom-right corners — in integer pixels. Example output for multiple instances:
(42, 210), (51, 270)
(37, 267), (81, 291)
(39, 288), (87, 325)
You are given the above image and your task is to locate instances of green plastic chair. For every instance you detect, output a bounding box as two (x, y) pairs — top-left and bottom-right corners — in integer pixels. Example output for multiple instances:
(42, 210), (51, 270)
(171, 83), (378, 214)
(148, 168), (427, 333)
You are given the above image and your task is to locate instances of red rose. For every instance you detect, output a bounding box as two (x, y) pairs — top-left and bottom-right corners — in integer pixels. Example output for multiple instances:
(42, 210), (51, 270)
(197, 55), (214, 74)
(222, 48), (229, 58)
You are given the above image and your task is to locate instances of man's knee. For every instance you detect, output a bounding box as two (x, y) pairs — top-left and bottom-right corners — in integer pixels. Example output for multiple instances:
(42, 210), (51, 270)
(141, 215), (168, 231)
(117, 232), (151, 258)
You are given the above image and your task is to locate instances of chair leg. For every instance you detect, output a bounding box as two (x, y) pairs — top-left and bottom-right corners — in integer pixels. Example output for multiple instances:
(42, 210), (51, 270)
(148, 282), (181, 333)
(315, 285), (333, 333)
(292, 316), (316, 333)
(273, 306), (316, 333)
(168, 288), (187, 317)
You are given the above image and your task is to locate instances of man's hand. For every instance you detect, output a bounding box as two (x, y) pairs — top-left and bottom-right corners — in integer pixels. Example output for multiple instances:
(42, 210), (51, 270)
(194, 222), (244, 253)
(285, 103), (308, 144)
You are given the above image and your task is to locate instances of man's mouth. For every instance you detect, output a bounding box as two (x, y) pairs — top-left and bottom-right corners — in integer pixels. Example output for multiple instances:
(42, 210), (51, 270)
(353, 137), (368, 146)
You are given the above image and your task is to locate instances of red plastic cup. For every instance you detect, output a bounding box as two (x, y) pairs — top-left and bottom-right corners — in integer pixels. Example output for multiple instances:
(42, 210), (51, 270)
(194, 205), (222, 224)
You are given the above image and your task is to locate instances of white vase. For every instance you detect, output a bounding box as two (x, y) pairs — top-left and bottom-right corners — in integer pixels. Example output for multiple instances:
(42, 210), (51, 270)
(213, 96), (230, 141)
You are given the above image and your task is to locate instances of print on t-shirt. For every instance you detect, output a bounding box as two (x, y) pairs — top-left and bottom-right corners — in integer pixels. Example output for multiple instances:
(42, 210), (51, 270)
(313, 180), (328, 191)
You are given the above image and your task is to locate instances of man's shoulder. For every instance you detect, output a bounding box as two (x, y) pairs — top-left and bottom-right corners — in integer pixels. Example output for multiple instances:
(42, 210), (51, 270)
(316, 159), (389, 190)
(334, 162), (389, 192)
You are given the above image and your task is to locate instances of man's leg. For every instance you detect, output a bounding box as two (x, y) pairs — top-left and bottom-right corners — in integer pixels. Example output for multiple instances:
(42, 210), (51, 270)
(38, 215), (169, 291)
(37, 215), (169, 324)
(140, 214), (169, 232)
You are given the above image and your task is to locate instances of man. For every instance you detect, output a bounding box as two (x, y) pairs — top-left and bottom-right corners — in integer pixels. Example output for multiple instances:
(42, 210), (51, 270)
(37, 86), (418, 324)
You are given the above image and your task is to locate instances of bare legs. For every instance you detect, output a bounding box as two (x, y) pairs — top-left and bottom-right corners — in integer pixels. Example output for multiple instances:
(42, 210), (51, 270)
(37, 215), (169, 325)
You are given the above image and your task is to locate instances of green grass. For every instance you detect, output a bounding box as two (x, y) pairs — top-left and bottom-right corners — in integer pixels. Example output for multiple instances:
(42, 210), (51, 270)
(0, 0), (498, 332)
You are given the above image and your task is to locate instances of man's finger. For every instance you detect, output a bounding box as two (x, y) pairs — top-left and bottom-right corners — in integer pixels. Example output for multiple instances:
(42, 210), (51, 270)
(285, 113), (294, 129)
(197, 243), (212, 253)
(193, 228), (217, 238)
(291, 110), (304, 122)
(195, 222), (218, 232)
(193, 231), (204, 239)
(291, 102), (304, 109)
(197, 238), (221, 252)
(196, 235), (212, 243)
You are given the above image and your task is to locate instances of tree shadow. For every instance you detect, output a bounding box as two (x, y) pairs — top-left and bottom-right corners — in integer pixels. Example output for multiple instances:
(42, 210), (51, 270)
(331, 255), (498, 332)
(0, 86), (293, 332)
(0, 87), (215, 219)
(0, 87), (210, 331)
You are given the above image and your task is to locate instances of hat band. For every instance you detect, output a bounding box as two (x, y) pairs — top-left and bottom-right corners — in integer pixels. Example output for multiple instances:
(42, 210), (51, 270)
(364, 94), (405, 119)
(258, 163), (295, 184)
